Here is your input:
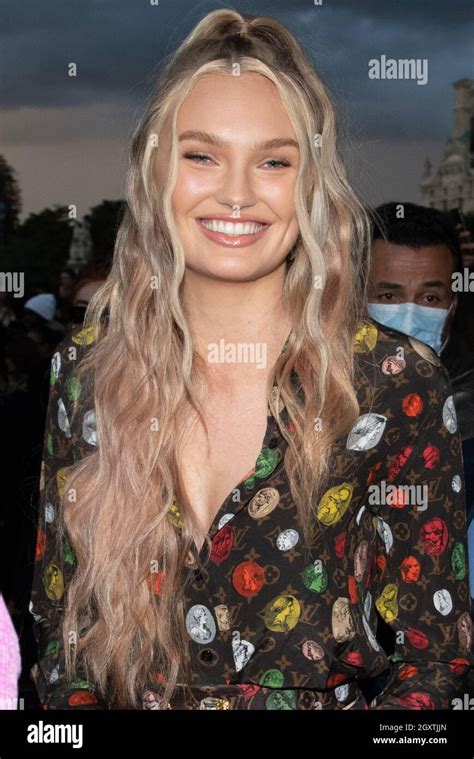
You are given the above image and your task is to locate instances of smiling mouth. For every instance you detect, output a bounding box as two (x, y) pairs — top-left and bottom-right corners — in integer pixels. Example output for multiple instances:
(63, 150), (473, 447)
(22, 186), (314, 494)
(195, 217), (271, 248)
(198, 219), (267, 235)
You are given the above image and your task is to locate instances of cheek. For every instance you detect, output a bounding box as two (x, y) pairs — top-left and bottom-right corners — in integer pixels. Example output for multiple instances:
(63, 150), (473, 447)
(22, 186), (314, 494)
(173, 170), (216, 211)
(257, 178), (297, 219)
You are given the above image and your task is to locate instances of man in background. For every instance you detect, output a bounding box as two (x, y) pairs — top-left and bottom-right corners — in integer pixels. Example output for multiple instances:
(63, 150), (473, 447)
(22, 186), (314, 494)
(367, 201), (474, 607)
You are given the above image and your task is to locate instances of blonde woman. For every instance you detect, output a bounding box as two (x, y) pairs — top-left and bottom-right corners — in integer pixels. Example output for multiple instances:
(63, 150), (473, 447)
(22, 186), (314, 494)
(29, 10), (471, 710)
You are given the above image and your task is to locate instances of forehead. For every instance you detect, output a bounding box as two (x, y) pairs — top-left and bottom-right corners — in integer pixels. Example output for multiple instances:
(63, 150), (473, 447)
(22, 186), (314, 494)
(370, 240), (454, 283)
(176, 72), (296, 140)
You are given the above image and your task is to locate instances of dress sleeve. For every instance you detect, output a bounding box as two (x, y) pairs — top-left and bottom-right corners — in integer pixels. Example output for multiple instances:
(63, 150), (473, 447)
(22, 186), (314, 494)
(29, 333), (105, 709)
(368, 359), (473, 710)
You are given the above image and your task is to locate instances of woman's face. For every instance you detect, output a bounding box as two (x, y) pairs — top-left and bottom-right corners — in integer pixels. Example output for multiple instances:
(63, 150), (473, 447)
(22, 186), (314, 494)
(162, 72), (301, 282)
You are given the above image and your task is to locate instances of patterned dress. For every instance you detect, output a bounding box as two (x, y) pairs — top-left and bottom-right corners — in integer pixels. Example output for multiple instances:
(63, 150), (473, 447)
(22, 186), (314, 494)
(29, 319), (472, 710)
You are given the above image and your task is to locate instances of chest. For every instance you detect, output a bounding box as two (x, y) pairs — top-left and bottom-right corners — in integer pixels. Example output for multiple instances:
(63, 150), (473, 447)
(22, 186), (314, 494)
(177, 385), (270, 539)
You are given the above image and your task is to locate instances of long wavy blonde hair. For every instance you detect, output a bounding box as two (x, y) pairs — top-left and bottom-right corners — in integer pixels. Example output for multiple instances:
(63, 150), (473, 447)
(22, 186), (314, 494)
(56, 9), (371, 709)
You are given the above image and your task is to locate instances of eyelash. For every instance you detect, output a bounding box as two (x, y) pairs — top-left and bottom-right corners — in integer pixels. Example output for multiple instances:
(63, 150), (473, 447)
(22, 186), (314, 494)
(182, 151), (291, 169)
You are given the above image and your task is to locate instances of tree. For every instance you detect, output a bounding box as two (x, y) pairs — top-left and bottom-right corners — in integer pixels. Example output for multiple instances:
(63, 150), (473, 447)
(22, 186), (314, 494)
(2, 206), (73, 293)
(84, 199), (125, 266)
(0, 155), (22, 245)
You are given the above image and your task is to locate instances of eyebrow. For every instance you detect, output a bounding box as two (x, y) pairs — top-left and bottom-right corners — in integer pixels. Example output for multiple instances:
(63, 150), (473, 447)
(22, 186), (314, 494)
(374, 280), (447, 290)
(178, 130), (299, 152)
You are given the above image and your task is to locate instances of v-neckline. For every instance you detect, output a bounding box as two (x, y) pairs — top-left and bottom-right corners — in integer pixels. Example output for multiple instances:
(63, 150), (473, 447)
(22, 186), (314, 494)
(186, 328), (293, 564)
(191, 398), (280, 563)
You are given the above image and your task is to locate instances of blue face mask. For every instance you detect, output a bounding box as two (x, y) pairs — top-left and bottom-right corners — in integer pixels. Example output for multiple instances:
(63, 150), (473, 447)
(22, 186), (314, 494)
(367, 302), (449, 355)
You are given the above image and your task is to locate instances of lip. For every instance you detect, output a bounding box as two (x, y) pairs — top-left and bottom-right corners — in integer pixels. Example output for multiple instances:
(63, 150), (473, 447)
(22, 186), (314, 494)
(197, 213), (270, 223)
(196, 217), (271, 248)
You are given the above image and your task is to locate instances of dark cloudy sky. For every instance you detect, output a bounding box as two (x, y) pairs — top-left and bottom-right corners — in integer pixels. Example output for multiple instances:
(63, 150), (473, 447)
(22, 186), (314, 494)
(1, 0), (473, 221)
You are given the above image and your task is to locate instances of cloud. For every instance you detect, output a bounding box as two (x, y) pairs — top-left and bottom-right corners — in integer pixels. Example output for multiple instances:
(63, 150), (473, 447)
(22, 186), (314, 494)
(0, 0), (470, 217)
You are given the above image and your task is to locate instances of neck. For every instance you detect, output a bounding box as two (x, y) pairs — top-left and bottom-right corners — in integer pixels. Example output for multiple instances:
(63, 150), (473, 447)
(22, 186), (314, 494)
(181, 266), (292, 383)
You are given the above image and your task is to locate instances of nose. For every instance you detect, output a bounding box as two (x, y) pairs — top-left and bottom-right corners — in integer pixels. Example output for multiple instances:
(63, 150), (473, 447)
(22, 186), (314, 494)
(214, 161), (257, 212)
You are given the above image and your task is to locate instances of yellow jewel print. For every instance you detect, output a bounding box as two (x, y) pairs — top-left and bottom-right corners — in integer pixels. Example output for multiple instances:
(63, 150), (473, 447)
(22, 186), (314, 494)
(354, 321), (378, 353)
(72, 325), (96, 345)
(168, 501), (183, 529)
(375, 583), (399, 623)
(263, 594), (301, 633)
(56, 467), (71, 499)
(44, 563), (65, 601)
(317, 483), (353, 525)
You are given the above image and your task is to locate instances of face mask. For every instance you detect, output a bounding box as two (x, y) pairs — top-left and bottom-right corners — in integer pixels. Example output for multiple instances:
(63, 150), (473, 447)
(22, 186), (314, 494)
(367, 302), (450, 355)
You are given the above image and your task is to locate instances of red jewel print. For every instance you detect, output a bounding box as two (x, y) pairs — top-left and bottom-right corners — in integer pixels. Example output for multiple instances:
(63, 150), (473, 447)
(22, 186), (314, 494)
(387, 446), (413, 481)
(367, 461), (382, 486)
(209, 524), (234, 565)
(449, 658), (470, 675)
(406, 628), (430, 649)
(419, 517), (449, 556)
(398, 664), (418, 681)
(68, 691), (99, 706)
(147, 570), (165, 596)
(400, 555), (421, 583)
(335, 532), (346, 559)
(327, 673), (349, 688)
(232, 561), (265, 597)
(402, 393), (424, 417)
(388, 486), (408, 508)
(238, 683), (261, 699)
(422, 444), (440, 470)
(398, 692), (435, 709)
(35, 529), (46, 560)
(343, 651), (363, 667)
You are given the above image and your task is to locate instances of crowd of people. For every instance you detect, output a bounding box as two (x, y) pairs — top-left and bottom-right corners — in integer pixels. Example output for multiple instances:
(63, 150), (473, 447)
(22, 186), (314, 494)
(0, 260), (109, 707)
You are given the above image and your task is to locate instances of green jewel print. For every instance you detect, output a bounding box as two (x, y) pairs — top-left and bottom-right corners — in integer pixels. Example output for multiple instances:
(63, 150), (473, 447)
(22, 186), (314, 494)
(62, 538), (76, 566)
(388, 651), (404, 663)
(243, 448), (281, 489)
(266, 689), (297, 710)
(303, 561), (328, 593)
(260, 669), (284, 689)
(47, 433), (54, 456)
(451, 542), (467, 580)
(67, 376), (82, 402)
(46, 640), (60, 656)
(70, 678), (96, 691)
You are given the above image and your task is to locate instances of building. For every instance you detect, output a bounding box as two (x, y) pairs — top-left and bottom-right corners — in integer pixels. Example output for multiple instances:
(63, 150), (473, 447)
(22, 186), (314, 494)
(420, 78), (474, 213)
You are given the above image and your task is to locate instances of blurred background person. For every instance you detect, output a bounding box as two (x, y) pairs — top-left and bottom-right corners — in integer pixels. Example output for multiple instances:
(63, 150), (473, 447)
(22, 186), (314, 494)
(55, 268), (78, 325)
(367, 201), (474, 620)
(69, 261), (110, 326)
(0, 593), (21, 709)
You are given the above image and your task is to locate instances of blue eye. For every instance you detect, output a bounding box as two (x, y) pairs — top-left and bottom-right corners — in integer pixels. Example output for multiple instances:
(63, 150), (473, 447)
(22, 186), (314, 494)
(183, 152), (213, 164)
(263, 159), (291, 169)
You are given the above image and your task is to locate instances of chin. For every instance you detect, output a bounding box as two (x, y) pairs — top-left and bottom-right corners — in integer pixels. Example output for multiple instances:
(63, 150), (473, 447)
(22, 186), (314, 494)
(197, 266), (264, 283)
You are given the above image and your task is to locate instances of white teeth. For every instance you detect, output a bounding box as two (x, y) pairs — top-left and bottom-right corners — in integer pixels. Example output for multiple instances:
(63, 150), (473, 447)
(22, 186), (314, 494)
(199, 219), (265, 235)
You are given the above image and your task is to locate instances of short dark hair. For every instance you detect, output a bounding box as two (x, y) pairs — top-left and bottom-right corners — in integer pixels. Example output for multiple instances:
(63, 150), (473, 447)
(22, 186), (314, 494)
(372, 202), (462, 270)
